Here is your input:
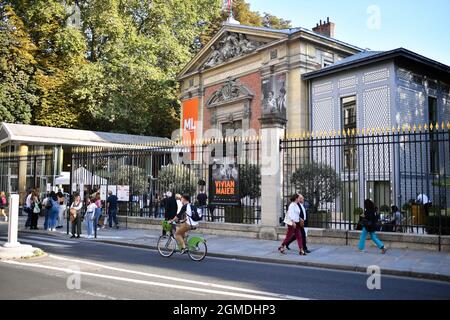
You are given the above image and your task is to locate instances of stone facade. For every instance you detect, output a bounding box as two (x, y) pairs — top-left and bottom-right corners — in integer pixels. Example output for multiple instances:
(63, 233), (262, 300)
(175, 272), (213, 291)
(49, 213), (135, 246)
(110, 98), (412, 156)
(178, 22), (362, 139)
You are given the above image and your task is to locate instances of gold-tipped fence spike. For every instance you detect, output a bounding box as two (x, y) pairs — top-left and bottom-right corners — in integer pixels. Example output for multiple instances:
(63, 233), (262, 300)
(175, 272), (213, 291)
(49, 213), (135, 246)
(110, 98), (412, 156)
(418, 124), (423, 131)
(447, 122), (450, 130)
(412, 124), (417, 132)
(441, 121), (445, 130)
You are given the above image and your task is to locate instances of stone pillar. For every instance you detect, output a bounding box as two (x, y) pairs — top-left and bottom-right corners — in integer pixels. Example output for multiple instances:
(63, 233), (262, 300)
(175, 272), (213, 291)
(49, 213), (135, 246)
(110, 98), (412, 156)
(258, 115), (287, 240)
(5, 194), (20, 247)
(18, 144), (28, 205)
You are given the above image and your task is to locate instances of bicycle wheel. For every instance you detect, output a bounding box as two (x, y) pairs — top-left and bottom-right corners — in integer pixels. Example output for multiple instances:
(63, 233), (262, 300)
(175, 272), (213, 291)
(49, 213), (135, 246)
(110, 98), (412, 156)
(157, 235), (176, 258)
(187, 240), (207, 261)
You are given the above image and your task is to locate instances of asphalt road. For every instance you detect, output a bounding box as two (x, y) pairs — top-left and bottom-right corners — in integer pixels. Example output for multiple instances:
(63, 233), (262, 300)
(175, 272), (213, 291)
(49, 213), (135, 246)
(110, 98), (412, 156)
(1, 231), (450, 300)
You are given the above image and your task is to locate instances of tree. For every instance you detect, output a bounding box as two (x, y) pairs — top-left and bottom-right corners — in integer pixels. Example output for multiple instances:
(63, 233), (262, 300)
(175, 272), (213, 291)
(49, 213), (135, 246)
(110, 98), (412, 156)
(239, 164), (261, 200)
(291, 162), (341, 213)
(157, 164), (198, 195)
(70, 0), (220, 136)
(112, 164), (148, 195)
(10, 0), (87, 128)
(0, 4), (38, 124)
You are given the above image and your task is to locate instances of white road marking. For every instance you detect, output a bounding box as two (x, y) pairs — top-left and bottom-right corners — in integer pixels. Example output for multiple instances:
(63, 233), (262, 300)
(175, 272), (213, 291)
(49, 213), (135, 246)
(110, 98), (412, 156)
(48, 254), (306, 300)
(0, 237), (69, 248)
(2, 260), (285, 300)
(17, 235), (77, 244)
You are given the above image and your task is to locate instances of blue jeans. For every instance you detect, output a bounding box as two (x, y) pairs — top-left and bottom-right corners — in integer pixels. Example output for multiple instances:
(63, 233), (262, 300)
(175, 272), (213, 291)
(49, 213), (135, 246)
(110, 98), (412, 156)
(44, 209), (50, 229)
(49, 208), (59, 229)
(86, 219), (94, 236)
(95, 208), (102, 226)
(109, 208), (118, 227)
(358, 227), (384, 250)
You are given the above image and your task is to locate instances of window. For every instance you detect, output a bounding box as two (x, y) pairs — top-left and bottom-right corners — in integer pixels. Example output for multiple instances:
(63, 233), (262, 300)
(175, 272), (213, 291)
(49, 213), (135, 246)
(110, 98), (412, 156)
(342, 96), (357, 171)
(428, 97), (439, 173)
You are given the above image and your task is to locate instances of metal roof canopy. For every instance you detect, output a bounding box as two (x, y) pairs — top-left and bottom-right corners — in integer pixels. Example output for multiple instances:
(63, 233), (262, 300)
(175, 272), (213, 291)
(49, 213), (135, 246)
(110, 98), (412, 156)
(302, 48), (450, 80)
(0, 122), (171, 148)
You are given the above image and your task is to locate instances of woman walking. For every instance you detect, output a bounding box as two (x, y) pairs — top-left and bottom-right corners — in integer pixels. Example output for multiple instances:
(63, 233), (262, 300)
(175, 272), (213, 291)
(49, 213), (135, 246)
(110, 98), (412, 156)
(278, 194), (306, 256)
(30, 190), (41, 229)
(85, 197), (97, 238)
(70, 194), (83, 238)
(358, 199), (387, 254)
(0, 191), (8, 222)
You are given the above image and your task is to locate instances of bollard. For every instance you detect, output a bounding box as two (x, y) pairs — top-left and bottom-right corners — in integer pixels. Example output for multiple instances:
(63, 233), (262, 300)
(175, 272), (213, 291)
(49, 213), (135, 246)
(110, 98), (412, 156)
(4, 194), (21, 248)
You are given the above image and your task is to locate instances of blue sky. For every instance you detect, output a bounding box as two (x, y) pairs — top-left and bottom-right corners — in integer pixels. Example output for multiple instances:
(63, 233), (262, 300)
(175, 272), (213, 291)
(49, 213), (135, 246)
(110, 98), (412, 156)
(246, 0), (450, 65)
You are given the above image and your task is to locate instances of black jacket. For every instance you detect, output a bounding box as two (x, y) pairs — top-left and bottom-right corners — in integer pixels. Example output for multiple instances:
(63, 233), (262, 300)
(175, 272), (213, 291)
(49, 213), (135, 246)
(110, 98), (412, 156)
(364, 209), (378, 232)
(165, 195), (178, 220)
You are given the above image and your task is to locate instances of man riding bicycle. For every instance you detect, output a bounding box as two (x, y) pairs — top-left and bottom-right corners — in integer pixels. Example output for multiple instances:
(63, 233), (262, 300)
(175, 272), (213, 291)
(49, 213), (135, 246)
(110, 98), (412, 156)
(169, 194), (198, 254)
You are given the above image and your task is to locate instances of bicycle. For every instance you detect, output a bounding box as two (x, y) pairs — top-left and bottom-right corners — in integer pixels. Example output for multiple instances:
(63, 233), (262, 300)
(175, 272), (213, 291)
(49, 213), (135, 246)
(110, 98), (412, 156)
(157, 220), (207, 261)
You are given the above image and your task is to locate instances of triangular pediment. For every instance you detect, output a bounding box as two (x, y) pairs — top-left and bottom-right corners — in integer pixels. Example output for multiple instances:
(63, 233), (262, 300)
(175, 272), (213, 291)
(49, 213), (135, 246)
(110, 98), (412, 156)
(178, 24), (288, 78)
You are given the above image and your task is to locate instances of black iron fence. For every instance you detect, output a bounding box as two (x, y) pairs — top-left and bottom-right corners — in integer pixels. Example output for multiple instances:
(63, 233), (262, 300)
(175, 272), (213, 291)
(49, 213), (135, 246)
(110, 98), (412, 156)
(70, 136), (261, 224)
(0, 148), (55, 201)
(281, 124), (450, 236)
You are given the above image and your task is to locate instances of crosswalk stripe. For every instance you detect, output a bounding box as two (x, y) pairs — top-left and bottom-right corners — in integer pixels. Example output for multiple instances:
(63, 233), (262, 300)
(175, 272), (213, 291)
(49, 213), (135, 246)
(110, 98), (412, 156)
(0, 237), (69, 248)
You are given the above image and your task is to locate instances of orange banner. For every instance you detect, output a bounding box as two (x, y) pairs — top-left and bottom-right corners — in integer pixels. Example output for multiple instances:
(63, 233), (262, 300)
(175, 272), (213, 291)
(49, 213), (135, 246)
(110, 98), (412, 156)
(182, 98), (199, 160)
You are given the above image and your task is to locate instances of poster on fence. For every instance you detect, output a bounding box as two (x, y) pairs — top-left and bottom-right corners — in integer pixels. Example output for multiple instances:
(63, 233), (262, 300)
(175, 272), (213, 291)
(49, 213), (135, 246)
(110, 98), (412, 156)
(108, 185), (117, 196)
(209, 158), (240, 205)
(117, 185), (130, 202)
(100, 185), (107, 201)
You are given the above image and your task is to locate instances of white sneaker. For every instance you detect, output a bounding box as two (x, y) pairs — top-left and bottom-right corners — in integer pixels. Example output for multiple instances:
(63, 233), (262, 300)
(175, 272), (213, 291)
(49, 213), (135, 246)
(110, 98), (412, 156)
(52, 228), (56, 232)
(4, 217), (7, 222)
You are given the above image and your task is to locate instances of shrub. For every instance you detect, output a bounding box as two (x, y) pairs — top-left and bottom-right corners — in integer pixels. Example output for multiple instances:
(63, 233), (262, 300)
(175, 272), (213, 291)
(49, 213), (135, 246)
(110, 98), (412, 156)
(425, 216), (450, 235)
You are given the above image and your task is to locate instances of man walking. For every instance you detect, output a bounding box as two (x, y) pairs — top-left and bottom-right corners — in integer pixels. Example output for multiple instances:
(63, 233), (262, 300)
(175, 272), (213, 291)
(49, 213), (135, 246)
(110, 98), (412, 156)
(106, 191), (119, 229)
(163, 191), (178, 236)
(286, 194), (311, 253)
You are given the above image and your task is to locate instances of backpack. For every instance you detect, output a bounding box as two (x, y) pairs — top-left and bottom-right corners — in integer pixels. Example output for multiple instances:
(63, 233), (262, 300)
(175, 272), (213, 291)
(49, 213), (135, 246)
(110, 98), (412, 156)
(189, 204), (202, 222)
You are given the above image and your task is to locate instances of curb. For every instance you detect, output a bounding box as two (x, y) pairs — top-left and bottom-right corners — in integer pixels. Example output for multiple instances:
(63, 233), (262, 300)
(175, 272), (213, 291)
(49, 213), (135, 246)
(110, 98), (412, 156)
(18, 230), (450, 283)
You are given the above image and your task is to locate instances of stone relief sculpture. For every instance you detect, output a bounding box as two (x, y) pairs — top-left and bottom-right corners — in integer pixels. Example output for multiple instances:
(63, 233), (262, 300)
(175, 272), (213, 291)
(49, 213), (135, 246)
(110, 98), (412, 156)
(203, 32), (262, 69)
(208, 77), (247, 106)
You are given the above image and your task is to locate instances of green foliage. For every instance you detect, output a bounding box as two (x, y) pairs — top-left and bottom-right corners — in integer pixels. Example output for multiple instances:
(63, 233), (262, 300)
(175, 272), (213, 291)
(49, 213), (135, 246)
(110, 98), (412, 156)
(157, 164), (198, 195)
(380, 205), (390, 213)
(291, 162), (341, 213)
(112, 165), (148, 195)
(238, 164), (261, 199)
(0, 4), (38, 124)
(425, 215), (450, 235)
(354, 207), (364, 216)
(2, 0), (291, 137)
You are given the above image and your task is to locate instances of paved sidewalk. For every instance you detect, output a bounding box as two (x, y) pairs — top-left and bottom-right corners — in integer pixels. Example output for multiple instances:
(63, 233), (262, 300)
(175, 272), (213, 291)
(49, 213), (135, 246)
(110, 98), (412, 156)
(10, 216), (450, 282)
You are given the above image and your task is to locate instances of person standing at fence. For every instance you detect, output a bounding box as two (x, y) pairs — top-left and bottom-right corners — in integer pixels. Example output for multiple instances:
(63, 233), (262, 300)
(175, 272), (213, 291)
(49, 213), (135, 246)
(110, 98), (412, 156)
(70, 194), (83, 238)
(48, 191), (60, 231)
(30, 190), (41, 230)
(56, 192), (66, 229)
(358, 199), (387, 254)
(163, 191), (177, 236)
(106, 191), (119, 229)
(94, 193), (102, 231)
(416, 193), (432, 216)
(392, 205), (403, 232)
(0, 191), (7, 222)
(24, 189), (33, 228)
(85, 198), (97, 238)
(278, 194), (306, 256)
(197, 191), (208, 220)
